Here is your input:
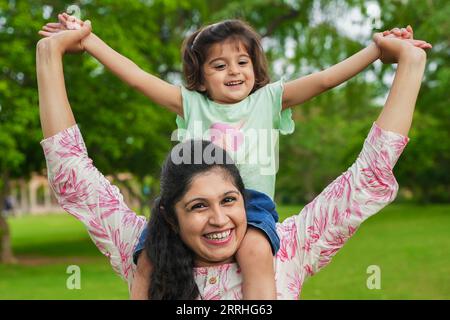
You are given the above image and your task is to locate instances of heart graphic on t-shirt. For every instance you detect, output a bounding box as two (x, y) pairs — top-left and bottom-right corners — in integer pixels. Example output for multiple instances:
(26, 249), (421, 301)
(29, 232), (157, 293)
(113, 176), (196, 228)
(209, 122), (244, 152)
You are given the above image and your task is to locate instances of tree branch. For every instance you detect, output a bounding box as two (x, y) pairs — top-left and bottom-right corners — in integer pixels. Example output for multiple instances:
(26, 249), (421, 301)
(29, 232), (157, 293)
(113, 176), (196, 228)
(261, 9), (301, 38)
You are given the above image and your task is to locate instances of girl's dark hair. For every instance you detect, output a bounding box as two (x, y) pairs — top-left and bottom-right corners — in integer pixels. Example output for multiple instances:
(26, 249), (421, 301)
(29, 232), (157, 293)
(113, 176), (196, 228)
(182, 19), (270, 95)
(145, 140), (246, 299)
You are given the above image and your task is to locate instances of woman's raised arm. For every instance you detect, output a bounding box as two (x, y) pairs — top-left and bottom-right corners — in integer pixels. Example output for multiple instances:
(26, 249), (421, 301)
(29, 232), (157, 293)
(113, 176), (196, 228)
(36, 23), (146, 287)
(276, 36), (428, 292)
(36, 21), (92, 138)
(373, 34), (427, 136)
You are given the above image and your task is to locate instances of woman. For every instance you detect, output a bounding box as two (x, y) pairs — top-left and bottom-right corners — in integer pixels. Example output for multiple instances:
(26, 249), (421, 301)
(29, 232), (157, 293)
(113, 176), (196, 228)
(36, 21), (428, 299)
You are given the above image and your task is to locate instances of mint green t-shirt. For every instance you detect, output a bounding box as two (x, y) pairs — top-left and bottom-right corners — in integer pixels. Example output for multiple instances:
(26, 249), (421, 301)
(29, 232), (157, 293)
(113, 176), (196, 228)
(175, 80), (294, 199)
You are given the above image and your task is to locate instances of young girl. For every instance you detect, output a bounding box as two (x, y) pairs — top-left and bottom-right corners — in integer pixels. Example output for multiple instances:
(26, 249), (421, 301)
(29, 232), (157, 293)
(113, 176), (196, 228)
(39, 14), (430, 299)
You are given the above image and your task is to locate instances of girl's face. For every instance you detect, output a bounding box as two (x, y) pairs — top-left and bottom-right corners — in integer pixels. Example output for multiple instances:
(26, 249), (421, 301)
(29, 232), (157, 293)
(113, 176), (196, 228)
(200, 39), (255, 104)
(174, 168), (247, 267)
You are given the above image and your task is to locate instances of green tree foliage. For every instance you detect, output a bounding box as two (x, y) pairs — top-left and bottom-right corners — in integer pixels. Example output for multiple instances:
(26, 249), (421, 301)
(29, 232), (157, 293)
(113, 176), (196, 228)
(374, 0), (450, 202)
(0, 0), (46, 262)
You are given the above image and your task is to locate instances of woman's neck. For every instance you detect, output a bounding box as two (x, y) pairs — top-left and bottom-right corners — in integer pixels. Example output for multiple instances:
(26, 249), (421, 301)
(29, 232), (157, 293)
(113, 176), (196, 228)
(194, 256), (236, 268)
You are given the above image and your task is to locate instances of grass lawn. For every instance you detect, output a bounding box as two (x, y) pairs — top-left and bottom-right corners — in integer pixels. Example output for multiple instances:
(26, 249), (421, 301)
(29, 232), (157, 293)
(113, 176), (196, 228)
(0, 204), (449, 299)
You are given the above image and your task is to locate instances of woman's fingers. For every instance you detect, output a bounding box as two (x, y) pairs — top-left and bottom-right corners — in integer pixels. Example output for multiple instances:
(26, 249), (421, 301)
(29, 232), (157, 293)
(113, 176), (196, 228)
(408, 39), (432, 48)
(43, 25), (61, 32)
(411, 39), (426, 45)
(46, 22), (62, 28)
(38, 30), (53, 37)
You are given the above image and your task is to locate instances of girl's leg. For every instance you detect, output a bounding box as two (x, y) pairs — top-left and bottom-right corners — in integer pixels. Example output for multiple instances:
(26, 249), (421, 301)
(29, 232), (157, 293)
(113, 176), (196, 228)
(130, 251), (151, 300)
(235, 227), (277, 299)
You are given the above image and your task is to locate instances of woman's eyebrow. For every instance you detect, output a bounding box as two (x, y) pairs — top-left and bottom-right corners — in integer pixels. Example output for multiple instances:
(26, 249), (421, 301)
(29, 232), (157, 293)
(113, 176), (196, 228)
(184, 190), (240, 207)
(223, 190), (240, 196)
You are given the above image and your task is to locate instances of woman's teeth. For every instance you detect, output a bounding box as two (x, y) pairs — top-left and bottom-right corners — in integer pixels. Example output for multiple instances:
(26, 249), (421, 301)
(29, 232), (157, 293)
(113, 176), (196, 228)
(205, 230), (231, 240)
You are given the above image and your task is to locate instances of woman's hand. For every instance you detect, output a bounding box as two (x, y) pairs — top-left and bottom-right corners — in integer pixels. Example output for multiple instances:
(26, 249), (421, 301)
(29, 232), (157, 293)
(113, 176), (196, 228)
(38, 13), (89, 53)
(373, 32), (428, 65)
(37, 19), (92, 55)
(374, 26), (431, 64)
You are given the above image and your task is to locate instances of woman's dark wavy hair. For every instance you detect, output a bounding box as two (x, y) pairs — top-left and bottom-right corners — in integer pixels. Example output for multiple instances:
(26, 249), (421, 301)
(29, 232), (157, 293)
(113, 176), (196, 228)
(145, 140), (246, 299)
(182, 19), (270, 95)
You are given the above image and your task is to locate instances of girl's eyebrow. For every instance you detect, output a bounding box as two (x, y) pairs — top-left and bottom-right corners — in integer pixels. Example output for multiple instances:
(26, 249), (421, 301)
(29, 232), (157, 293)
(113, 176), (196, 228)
(208, 54), (250, 65)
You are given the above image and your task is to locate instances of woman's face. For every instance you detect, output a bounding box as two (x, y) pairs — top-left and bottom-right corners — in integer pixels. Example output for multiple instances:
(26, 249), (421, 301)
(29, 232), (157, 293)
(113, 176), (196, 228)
(174, 168), (247, 267)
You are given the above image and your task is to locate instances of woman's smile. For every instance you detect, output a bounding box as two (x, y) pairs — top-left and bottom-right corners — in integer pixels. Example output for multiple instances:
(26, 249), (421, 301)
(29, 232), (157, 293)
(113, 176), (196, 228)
(202, 228), (234, 245)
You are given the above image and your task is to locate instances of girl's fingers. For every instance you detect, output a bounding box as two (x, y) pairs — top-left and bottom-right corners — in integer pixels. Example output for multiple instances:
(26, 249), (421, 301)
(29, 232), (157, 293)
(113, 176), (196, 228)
(373, 32), (384, 45)
(60, 13), (83, 29)
(401, 28), (411, 39)
(403, 29), (413, 39)
(391, 27), (401, 36)
(58, 13), (68, 23)
(407, 25), (414, 36)
(66, 22), (81, 30)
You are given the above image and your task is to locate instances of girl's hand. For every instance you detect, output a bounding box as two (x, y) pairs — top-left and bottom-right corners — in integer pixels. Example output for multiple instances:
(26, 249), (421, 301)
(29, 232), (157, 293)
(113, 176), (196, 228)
(383, 26), (413, 39)
(37, 20), (92, 55)
(373, 33), (428, 64)
(58, 13), (84, 30)
(38, 13), (87, 53)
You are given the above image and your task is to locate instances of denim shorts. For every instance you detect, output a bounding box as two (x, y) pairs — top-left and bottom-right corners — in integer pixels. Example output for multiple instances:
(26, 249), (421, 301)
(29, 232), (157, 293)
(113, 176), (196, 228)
(132, 188), (280, 264)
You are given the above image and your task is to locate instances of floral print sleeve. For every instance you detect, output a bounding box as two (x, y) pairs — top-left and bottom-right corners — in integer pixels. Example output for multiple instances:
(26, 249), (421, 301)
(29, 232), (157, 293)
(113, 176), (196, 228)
(40, 125), (146, 284)
(276, 123), (409, 297)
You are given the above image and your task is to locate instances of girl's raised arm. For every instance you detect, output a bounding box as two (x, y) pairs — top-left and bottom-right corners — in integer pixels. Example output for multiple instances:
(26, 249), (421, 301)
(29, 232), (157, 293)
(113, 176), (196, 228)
(40, 14), (183, 116)
(282, 27), (430, 111)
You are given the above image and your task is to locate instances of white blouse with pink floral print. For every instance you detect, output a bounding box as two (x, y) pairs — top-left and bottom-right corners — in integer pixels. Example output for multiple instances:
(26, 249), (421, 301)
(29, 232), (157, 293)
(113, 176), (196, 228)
(41, 122), (408, 299)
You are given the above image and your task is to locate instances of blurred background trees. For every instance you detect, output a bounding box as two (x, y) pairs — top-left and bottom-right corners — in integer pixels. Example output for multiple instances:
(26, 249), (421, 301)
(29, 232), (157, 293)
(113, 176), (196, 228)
(1, 0), (448, 262)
